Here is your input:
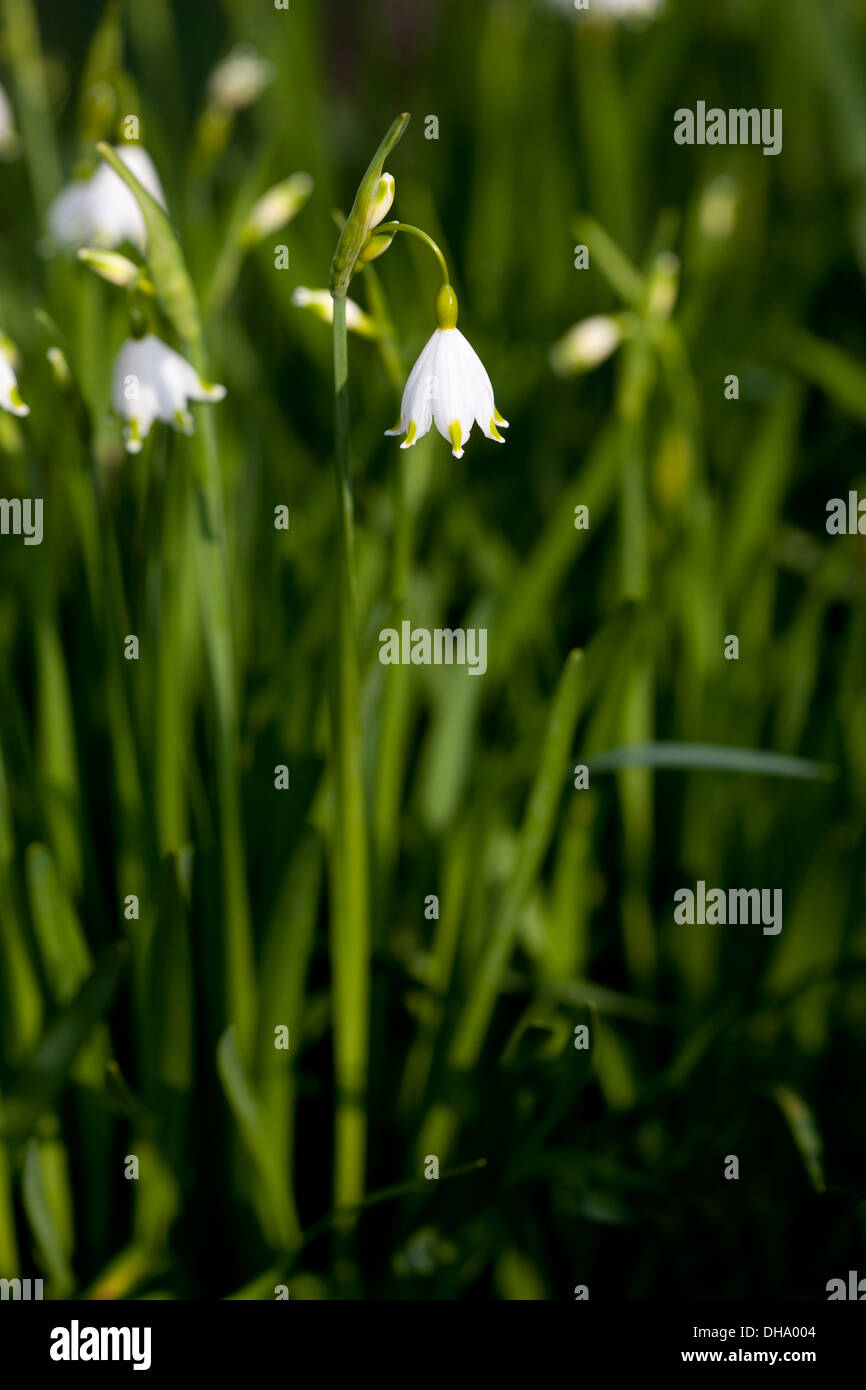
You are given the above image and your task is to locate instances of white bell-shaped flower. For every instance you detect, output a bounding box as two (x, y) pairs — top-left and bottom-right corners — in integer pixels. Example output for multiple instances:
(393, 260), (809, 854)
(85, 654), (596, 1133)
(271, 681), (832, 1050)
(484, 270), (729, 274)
(111, 333), (226, 454)
(386, 285), (508, 459)
(0, 341), (28, 417)
(47, 145), (167, 253)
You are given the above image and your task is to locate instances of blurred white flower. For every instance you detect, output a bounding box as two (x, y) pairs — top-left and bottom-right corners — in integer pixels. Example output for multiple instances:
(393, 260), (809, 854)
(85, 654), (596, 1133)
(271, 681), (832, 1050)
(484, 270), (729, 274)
(547, 0), (665, 21)
(207, 44), (275, 111)
(0, 82), (19, 159)
(0, 339), (28, 417)
(292, 287), (378, 339)
(386, 286), (508, 460)
(111, 333), (225, 454)
(550, 314), (625, 375)
(241, 172), (314, 244)
(47, 145), (167, 253)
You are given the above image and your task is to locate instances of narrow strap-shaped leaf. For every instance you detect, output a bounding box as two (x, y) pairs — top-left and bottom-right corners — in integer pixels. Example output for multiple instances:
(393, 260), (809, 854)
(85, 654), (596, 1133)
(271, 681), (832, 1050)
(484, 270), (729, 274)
(586, 741), (835, 780)
(96, 140), (200, 344)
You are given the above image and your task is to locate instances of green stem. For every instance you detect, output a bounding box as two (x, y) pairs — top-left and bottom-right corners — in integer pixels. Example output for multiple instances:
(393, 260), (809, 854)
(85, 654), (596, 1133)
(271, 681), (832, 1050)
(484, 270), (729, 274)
(187, 383), (256, 1062)
(375, 222), (451, 285)
(3, 0), (62, 219)
(330, 294), (371, 1224)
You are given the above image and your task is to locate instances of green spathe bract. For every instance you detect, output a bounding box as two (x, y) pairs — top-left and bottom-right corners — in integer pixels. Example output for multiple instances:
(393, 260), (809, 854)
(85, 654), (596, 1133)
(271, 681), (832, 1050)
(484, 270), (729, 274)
(329, 113), (409, 299)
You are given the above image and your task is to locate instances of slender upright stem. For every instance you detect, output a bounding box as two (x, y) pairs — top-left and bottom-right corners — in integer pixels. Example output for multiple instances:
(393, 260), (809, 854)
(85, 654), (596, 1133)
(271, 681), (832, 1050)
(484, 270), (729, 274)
(183, 337), (256, 1062)
(3, 0), (62, 219)
(330, 295), (371, 1227)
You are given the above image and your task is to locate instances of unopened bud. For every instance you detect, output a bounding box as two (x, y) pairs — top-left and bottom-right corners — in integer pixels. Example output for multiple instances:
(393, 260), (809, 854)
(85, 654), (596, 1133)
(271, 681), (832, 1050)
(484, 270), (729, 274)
(241, 172), (314, 245)
(358, 231), (395, 265)
(77, 247), (142, 288)
(208, 45), (275, 112)
(368, 173), (395, 230)
(698, 175), (741, 243)
(549, 314), (624, 375)
(291, 287), (379, 339)
(46, 345), (73, 390)
(647, 252), (680, 321)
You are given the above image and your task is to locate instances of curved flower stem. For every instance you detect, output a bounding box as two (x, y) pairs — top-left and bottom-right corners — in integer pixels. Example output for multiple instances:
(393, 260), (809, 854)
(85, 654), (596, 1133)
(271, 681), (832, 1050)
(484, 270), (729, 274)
(374, 222), (451, 286)
(330, 294), (371, 1233)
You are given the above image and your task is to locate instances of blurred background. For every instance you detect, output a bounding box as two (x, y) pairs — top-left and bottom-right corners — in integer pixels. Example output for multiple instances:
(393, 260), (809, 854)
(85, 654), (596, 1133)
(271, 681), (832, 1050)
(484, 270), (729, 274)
(1, 0), (865, 1300)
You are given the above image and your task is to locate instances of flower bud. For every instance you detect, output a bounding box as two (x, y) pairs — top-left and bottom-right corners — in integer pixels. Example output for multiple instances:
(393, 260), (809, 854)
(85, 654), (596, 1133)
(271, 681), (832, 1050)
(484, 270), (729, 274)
(549, 315), (623, 375)
(368, 173), (395, 230)
(240, 172), (314, 245)
(646, 251), (680, 321)
(330, 113), (409, 298)
(291, 287), (379, 339)
(357, 231), (395, 266)
(207, 45), (275, 112)
(77, 247), (142, 287)
(698, 175), (741, 243)
(46, 345), (73, 391)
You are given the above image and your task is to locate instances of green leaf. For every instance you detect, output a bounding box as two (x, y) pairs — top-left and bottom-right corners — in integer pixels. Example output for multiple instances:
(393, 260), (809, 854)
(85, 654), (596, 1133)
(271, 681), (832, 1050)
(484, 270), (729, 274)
(0, 944), (127, 1138)
(96, 140), (200, 343)
(147, 851), (194, 1095)
(25, 842), (92, 1003)
(772, 1085), (826, 1194)
(586, 741), (835, 780)
(216, 1026), (300, 1251)
(22, 1138), (75, 1295)
(787, 328), (866, 426)
(447, 650), (586, 1073)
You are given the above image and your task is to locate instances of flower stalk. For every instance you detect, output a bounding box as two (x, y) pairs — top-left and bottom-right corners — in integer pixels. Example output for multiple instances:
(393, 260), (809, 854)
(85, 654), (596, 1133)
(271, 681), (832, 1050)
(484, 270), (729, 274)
(327, 116), (410, 1233)
(330, 292), (370, 1227)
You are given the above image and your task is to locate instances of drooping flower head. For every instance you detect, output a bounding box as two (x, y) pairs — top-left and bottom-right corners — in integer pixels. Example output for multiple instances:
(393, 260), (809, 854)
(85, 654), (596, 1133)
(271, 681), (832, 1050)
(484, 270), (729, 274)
(386, 285), (508, 460)
(111, 332), (225, 454)
(0, 337), (28, 417)
(47, 145), (167, 253)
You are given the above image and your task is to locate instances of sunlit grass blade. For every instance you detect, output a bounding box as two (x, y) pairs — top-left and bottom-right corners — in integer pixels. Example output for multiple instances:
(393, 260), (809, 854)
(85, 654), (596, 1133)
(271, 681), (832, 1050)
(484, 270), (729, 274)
(420, 651), (585, 1160)
(771, 1085), (826, 1194)
(216, 1026), (301, 1251)
(587, 741), (836, 779)
(0, 945), (127, 1139)
(22, 1136), (75, 1295)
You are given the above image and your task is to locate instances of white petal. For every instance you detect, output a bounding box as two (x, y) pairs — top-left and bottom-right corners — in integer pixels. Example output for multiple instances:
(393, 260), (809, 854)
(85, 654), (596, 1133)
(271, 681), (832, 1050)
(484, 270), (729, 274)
(112, 334), (224, 448)
(47, 180), (95, 248)
(111, 337), (161, 449)
(0, 81), (18, 156)
(388, 330), (440, 444)
(386, 326), (505, 457)
(430, 330), (474, 455)
(0, 349), (28, 416)
(117, 145), (167, 209)
(151, 340), (226, 417)
(0, 83), (13, 141)
(49, 146), (167, 252)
